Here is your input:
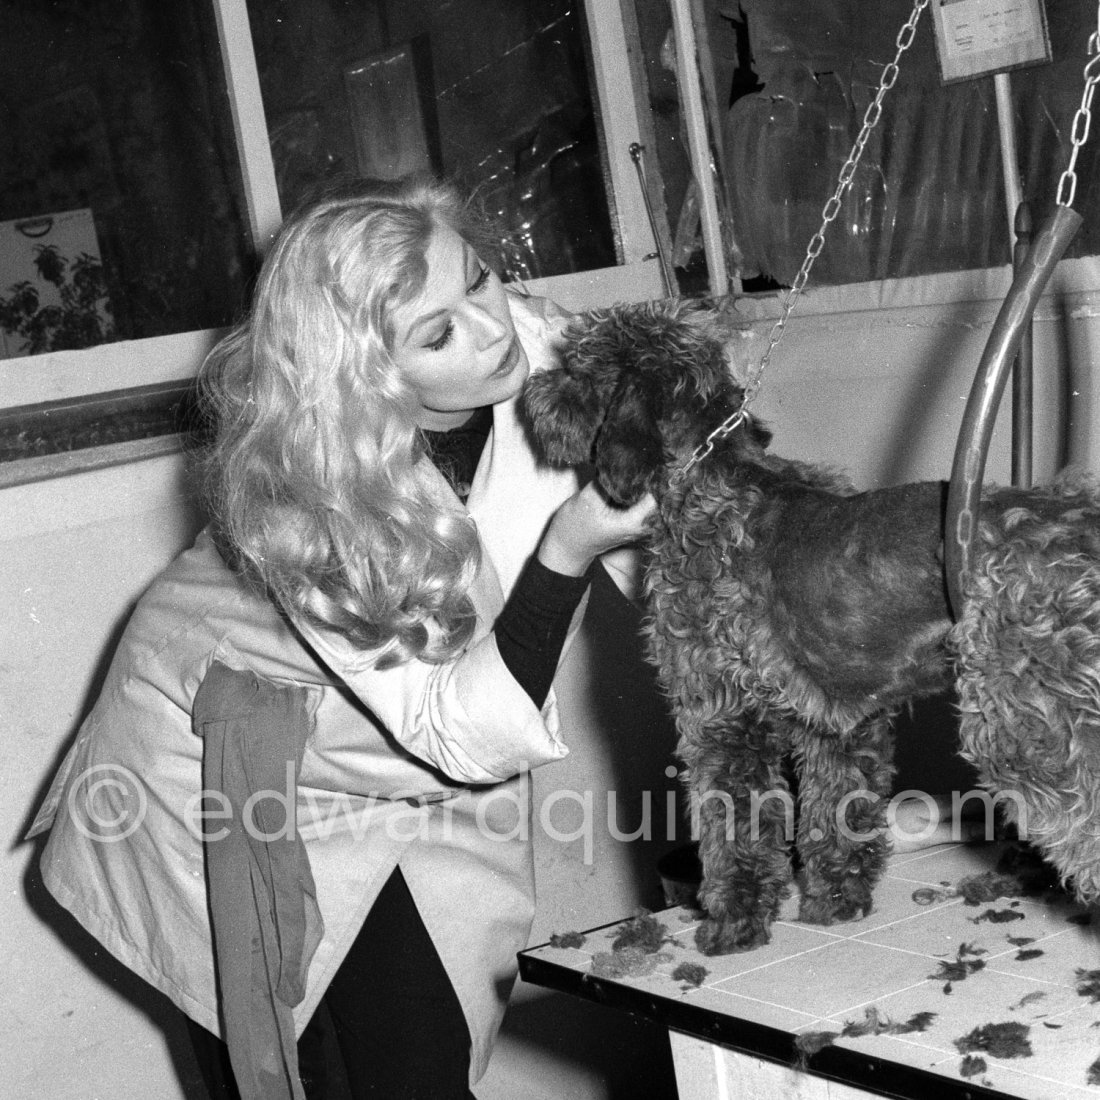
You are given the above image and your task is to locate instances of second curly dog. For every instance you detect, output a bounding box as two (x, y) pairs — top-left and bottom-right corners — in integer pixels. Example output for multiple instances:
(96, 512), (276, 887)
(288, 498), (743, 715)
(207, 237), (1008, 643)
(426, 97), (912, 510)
(523, 298), (1100, 956)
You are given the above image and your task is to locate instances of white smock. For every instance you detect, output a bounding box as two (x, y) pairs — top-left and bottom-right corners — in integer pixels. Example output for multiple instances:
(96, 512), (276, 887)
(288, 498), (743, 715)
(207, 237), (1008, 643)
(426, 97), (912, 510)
(29, 291), (587, 1085)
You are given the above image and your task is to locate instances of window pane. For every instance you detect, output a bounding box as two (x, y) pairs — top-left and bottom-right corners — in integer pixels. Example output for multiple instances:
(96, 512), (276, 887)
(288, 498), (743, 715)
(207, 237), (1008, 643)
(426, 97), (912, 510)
(721, 0), (1100, 288)
(630, 0), (1100, 291)
(717, 0), (1100, 288)
(244, 0), (617, 281)
(0, 0), (254, 359)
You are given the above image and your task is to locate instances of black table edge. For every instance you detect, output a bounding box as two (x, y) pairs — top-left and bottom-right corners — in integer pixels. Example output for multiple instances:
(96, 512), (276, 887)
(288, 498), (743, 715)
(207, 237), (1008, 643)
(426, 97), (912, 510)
(519, 944), (1016, 1100)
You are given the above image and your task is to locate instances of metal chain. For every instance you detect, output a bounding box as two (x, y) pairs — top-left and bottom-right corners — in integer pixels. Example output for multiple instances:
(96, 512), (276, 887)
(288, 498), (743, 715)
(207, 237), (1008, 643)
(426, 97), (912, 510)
(678, 0), (930, 477)
(1056, 17), (1100, 208)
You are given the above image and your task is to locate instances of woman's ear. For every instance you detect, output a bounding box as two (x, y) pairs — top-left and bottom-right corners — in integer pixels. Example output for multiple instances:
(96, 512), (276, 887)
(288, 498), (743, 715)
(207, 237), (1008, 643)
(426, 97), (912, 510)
(523, 369), (612, 467)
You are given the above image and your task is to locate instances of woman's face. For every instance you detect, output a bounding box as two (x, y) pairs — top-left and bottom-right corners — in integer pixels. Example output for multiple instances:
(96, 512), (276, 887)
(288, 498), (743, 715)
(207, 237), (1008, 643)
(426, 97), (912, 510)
(391, 224), (528, 431)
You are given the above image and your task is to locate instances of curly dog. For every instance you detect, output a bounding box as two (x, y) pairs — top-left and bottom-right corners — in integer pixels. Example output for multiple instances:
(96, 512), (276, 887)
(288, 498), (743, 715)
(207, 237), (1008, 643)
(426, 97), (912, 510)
(523, 298), (1100, 955)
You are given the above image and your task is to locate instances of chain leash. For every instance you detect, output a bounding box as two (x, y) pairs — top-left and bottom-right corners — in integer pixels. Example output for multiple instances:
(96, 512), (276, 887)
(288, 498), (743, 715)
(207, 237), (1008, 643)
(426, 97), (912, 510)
(1056, 20), (1100, 209)
(677, 0), (930, 478)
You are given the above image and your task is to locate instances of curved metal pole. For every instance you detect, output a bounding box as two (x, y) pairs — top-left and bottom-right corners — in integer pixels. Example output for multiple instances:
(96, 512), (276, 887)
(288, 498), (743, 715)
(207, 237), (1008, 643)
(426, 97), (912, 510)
(944, 203), (1082, 619)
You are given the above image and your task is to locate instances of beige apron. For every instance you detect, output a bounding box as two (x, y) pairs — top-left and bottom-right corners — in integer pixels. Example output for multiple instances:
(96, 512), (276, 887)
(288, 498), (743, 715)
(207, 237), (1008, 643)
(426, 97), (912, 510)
(29, 292), (585, 1084)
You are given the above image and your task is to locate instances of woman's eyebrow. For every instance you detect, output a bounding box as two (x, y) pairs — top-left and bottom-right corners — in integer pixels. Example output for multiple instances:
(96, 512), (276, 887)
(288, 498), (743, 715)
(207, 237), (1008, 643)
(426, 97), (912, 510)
(403, 246), (480, 344)
(406, 307), (449, 343)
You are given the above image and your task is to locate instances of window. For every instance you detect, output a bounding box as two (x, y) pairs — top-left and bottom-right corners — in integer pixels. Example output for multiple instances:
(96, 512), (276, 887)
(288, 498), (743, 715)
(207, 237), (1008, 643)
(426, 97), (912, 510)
(627, 0), (1100, 299)
(721, 0), (1100, 289)
(0, 0), (662, 474)
(243, 0), (616, 281)
(0, 0), (253, 358)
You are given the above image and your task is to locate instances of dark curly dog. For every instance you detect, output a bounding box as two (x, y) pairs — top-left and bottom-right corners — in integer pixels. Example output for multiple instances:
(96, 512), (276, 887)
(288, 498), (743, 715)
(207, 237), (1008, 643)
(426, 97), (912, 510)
(524, 298), (1100, 955)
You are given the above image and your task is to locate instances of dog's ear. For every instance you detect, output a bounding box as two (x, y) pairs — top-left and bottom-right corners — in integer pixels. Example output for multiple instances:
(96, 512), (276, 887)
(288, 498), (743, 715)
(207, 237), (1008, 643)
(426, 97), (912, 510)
(749, 418), (772, 450)
(593, 373), (665, 505)
(523, 366), (614, 466)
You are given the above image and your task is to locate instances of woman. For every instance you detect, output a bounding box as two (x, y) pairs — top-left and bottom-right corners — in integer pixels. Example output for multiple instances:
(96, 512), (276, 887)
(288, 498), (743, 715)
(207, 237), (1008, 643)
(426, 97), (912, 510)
(28, 176), (653, 1098)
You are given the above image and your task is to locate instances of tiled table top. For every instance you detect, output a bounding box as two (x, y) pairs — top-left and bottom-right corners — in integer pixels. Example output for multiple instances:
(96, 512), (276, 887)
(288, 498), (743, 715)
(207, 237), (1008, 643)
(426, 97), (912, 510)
(519, 842), (1100, 1099)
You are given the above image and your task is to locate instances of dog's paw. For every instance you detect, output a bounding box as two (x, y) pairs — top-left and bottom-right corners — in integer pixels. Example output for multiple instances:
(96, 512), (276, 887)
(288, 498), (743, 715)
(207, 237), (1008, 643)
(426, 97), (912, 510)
(798, 887), (872, 927)
(693, 916), (772, 956)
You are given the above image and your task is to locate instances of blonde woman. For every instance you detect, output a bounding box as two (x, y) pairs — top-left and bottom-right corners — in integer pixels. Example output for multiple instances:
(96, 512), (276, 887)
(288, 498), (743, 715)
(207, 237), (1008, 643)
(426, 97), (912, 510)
(29, 176), (653, 1099)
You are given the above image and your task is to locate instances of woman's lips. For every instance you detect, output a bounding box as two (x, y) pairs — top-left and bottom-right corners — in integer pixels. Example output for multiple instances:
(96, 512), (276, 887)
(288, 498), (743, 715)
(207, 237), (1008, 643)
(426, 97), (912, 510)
(491, 338), (520, 377)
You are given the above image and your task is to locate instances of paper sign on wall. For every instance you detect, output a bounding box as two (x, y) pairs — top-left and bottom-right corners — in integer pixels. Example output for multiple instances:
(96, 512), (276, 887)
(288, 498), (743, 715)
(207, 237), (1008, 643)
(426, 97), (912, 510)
(932, 0), (1051, 84)
(0, 208), (111, 358)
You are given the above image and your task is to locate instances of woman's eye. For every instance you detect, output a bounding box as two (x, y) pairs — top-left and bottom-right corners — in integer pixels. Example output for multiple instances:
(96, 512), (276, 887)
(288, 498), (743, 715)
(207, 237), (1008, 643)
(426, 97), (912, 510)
(426, 321), (454, 352)
(469, 265), (490, 294)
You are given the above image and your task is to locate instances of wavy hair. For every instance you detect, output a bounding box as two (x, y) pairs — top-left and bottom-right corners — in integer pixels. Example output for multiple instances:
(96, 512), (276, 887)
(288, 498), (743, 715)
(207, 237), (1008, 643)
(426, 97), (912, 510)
(199, 176), (489, 667)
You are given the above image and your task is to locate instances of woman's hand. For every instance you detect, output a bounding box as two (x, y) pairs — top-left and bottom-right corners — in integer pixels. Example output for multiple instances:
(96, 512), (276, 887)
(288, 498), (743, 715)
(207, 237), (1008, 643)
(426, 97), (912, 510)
(537, 483), (657, 577)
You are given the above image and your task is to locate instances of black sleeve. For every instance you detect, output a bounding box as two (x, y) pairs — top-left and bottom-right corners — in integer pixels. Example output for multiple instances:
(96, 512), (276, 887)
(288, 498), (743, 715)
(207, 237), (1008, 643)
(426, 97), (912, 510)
(495, 556), (591, 708)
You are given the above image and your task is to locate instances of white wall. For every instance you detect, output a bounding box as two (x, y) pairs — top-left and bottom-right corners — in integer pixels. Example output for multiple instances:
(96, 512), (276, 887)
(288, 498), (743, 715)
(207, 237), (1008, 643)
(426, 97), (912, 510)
(6, 263), (1100, 1099)
(740, 263), (1100, 489)
(4, 452), (207, 1100)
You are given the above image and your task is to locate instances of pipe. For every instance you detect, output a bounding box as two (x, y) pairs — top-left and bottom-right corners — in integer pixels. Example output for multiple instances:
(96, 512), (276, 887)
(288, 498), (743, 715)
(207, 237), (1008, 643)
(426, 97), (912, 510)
(1011, 201), (1034, 490)
(629, 143), (676, 298)
(944, 203), (1081, 619)
(994, 73), (1023, 259)
(669, 0), (729, 297)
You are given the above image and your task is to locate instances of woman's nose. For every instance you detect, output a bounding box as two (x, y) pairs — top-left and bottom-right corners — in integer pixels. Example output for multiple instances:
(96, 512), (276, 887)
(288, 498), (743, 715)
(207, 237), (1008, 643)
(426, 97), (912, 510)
(468, 300), (509, 350)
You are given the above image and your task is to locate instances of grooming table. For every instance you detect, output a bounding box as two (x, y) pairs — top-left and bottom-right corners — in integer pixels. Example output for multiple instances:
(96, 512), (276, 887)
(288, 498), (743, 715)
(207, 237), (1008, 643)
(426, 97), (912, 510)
(519, 842), (1100, 1099)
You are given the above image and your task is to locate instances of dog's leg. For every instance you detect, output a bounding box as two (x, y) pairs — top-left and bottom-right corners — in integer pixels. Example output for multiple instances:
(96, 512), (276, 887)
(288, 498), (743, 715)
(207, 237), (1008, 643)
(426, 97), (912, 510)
(682, 716), (794, 955)
(792, 714), (895, 927)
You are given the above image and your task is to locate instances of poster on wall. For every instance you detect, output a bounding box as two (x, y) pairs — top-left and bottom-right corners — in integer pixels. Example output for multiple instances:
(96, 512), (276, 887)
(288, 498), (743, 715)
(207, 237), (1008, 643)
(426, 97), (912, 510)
(0, 208), (113, 358)
(931, 0), (1051, 83)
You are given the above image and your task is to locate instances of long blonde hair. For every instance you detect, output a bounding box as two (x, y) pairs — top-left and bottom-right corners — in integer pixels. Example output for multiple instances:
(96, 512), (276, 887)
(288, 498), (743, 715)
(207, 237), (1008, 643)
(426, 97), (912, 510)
(199, 176), (487, 666)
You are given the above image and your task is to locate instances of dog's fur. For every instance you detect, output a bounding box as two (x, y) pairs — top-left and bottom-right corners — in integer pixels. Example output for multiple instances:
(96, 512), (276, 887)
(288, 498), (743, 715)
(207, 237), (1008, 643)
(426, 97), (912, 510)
(523, 298), (1100, 955)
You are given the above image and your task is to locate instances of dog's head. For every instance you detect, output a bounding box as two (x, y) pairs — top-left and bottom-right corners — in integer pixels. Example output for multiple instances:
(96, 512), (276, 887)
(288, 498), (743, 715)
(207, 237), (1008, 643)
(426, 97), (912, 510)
(523, 299), (767, 504)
